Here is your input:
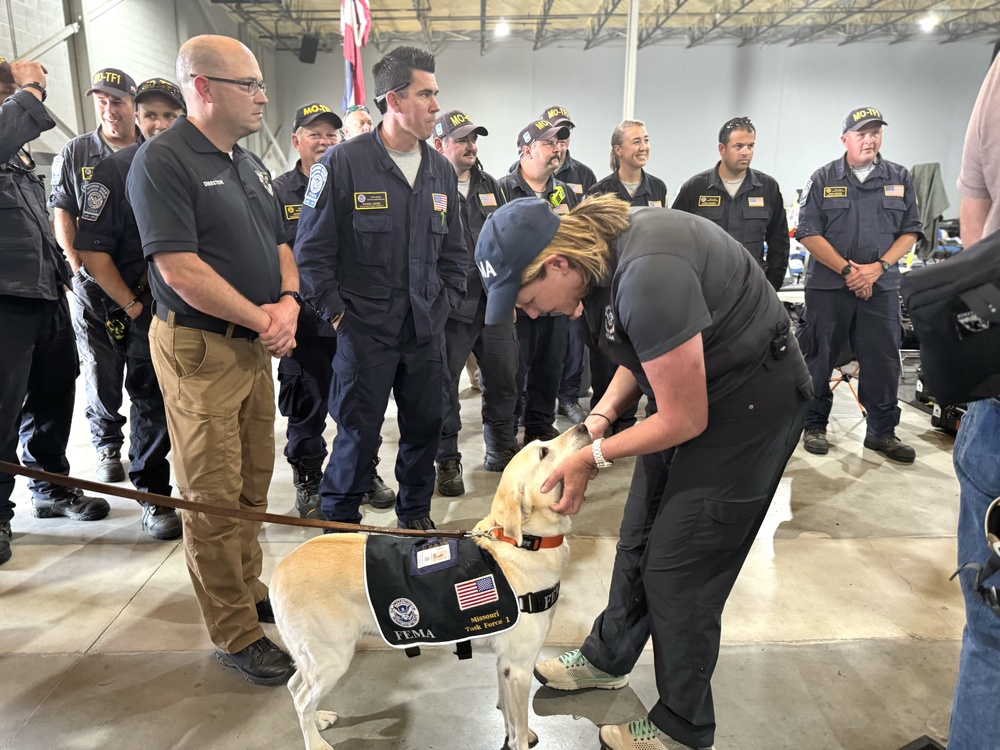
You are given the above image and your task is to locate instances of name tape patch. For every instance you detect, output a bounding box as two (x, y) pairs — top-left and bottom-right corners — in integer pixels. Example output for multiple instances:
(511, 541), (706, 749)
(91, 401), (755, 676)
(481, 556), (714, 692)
(304, 163), (328, 209)
(284, 204), (302, 221)
(355, 191), (388, 210)
(823, 186), (848, 199)
(698, 195), (721, 207)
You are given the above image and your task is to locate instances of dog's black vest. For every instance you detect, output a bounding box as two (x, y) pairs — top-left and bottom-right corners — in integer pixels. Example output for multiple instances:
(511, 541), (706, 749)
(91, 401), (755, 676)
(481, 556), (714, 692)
(365, 535), (521, 649)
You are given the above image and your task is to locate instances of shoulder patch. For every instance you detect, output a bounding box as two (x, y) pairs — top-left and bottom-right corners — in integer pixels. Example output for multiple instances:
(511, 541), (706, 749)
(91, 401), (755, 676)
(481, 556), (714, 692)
(80, 182), (110, 222)
(255, 169), (274, 197)
(51, 155), (64, 185)
(799, 178), (812, 207)
(303, 163), (328, 209)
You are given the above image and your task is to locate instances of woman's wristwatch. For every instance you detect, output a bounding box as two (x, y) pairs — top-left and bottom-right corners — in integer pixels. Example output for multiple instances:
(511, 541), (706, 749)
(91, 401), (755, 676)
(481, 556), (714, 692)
(592, 438), (614, 469)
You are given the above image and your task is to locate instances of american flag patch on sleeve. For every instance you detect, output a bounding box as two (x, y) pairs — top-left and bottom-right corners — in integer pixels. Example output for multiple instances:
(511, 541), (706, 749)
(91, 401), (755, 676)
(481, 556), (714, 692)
(455, 574), (499, 610)
(433, 193), (448, 212)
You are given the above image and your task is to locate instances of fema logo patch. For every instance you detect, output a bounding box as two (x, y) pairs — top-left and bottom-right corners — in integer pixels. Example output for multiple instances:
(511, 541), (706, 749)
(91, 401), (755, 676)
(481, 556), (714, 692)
(435, 122), (443, 137)
(303, 163), (328, 209)
(604, 305), (616, 342)
(51, 154), (64, 185)
(81, 182), (110, 222)
(388, 597), (420, 628)
(255, 169), (273, 197)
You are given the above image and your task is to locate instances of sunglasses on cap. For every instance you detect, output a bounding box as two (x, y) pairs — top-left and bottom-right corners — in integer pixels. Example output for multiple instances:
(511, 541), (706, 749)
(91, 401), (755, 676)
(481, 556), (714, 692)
(344, 104), (369, 114)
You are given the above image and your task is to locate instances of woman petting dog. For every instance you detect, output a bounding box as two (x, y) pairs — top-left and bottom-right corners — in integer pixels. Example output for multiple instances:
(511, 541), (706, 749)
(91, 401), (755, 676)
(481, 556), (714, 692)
(475, 194), (812, 750)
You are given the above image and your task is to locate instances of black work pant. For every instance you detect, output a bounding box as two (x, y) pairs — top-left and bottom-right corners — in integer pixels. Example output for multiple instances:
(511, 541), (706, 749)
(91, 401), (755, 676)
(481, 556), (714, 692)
(581, 350), (810, 749)
(797, 286), (902, 437)
(558, 315), (589, 404)
(69, 271), (126, 451)
(321, 321), (444, 524)
(514, 313), (567, 436)
(0, 295), (79, 521)
(437, 303), (519, 463)
(277, 335), (338, 462)
(123, 308), (172, 495)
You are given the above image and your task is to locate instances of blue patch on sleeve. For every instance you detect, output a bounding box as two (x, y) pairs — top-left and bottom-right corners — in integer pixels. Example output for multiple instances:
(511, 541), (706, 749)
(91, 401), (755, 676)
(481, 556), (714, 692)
(303, 163), (328, 209)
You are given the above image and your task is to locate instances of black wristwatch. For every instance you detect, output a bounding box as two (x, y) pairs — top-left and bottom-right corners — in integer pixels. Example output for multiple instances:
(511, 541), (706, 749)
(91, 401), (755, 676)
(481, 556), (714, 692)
(279, 290), (302, 306)
(21, 82), (46, 102)
(877, 259), (891, 272)
(841, 263), (853, 276)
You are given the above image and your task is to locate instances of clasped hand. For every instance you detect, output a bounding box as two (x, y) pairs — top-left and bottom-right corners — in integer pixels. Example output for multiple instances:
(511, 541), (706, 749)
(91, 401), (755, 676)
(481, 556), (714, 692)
(259, 297), (298, 357)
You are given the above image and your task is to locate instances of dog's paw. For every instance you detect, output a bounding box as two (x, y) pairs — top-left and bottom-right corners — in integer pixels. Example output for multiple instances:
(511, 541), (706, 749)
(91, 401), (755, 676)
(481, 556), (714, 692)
(315, 710), (338, 731)
(501, 728), (539, 749)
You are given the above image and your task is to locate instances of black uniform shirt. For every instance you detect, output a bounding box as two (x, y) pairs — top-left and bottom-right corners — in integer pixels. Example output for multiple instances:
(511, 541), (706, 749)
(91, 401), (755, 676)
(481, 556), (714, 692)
(496, 168), (579, 213)
(126, 115), (286, 316)
(672, 164), (789, 291)
(0, 89), (70, 299)
(555, 152), (597, 199)
(588, 170), (668, 208)
(584, 208), (789, 403)
(49, 126), (141, 216)
(272, 160), (308, 247)
(452, 164), (505, 324)
(73, 142), (146, 291)
(795, 154), (923, 292)
(295, 126), (468, 346)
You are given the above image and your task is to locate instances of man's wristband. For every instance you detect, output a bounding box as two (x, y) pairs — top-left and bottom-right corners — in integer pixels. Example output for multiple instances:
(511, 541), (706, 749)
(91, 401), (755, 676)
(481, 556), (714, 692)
(21, 82), (46, 102)
(122, 298), (140, 312)
(279, 290), (302, 306)
(877, 259), (891, 272)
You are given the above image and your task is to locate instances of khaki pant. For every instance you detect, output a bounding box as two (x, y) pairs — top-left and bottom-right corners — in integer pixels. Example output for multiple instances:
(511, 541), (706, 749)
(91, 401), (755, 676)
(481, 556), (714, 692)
(149, 315), (273, 653)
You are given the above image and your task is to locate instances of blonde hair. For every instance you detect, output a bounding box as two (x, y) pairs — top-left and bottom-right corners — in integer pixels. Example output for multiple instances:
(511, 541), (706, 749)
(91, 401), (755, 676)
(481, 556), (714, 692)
(610, 119), (646, 172)
(520, 193), (632, 289)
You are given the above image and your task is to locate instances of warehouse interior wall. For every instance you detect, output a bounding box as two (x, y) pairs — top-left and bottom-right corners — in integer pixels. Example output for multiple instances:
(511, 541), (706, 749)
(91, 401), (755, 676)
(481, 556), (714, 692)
(2, 0), (993, 213)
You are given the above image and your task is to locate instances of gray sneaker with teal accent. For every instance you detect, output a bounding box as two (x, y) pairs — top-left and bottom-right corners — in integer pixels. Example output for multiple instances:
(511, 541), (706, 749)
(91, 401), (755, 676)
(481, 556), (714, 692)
(532, 648), (628, 691)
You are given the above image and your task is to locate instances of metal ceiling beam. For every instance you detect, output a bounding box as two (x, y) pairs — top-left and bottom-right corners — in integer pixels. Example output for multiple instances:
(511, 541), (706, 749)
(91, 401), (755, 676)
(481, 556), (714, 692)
(584, 0), (624, 49)
(638, 0), (690, 47)
(413, 0), (436, 48)
(480, 0), (489, 56)
(687, 0), (755, 46)
(784, 0), (892, 45)
(736, 0), (826, 46)
(840, 0), (941, 43)
(533, 0), (557, 50)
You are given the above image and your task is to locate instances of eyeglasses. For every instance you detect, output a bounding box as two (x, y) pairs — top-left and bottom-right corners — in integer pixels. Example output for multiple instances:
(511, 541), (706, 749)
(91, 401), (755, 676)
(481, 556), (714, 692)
(374, 81), (410, 107)
(191, 74), (266, 96)
(344, 104), (369, 114)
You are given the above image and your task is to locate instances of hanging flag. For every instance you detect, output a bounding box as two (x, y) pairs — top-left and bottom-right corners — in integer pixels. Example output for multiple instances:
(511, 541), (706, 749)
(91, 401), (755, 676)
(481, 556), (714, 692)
(341, 0), (371, 110)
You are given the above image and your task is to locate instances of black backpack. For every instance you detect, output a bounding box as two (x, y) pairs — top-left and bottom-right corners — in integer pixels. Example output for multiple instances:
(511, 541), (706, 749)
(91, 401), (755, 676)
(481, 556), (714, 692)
(900, 229), (1000, 405)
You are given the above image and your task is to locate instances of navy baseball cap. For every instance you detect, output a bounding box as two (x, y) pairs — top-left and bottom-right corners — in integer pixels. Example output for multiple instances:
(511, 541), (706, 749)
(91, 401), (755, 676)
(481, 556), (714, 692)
(476, 198), (562, 325)
(843, 106), (887, 134)
(86, 68), (137, 98)
(540, 105), (575, 129)
(434, 109), (488, 140)
(517, 118), (571, 150)
(294, 102), (343, 131)
(135, 78), (185, 111)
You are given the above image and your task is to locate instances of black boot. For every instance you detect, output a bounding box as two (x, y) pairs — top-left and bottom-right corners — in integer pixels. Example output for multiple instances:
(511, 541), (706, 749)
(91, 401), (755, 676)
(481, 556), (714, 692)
(290, 455), (324, 518)
(436, 459), (465, 496)
(364, 455), (396, 510)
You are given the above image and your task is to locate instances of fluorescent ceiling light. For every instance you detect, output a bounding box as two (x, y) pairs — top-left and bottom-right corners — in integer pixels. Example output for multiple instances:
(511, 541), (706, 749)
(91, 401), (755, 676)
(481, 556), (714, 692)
(919, 13), (939, 32)
(495, 19), (511, 37)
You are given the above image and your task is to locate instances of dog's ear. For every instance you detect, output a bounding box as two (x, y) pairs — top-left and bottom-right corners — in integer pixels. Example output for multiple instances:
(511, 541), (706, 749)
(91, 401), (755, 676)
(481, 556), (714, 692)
(490, 481), (529, 545)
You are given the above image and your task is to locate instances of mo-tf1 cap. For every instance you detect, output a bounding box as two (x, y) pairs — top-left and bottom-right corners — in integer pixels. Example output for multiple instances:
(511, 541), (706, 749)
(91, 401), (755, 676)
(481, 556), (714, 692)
(540, 105), (575, 129)
(293, 102), (343, 131)
(475, 197), (562, 326)
(0, 54), (13, 87)
(434, 110), (488, 140)
(843, 106), (887, 134)
(135, 78), (185, 111)
(516, 118), (571, 150)
(86, 68), (137, 98)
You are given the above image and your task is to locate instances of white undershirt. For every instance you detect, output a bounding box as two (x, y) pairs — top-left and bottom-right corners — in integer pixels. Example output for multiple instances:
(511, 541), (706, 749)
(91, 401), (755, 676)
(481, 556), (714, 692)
(457, 176), (470, 198)
(852, 164), (876, 183)
(621, 180), (641, 198)
(386, 146), (422, 188)
(722, 177), (743, 198)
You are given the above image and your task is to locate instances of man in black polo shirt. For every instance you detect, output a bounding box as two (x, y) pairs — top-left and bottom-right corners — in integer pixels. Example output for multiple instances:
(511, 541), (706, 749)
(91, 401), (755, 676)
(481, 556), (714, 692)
(127, 35), (299, 687)
(431, 109), (517, 496)
(50, 67), (140, 484)
(273, 101), (395, 516)
(74, 78), (186, 541)
(0, 56), (110, 566)
(673, 116), (789, 291)
(497, 118), (577, 444)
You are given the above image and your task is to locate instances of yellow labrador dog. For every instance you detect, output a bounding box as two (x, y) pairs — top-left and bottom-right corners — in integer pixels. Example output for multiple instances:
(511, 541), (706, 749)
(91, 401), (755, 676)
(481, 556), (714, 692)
(271, 424), (591, 750)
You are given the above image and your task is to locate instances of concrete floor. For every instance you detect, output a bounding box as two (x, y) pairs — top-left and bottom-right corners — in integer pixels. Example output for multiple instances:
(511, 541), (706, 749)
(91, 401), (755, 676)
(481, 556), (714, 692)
(0, 367), (963, 750)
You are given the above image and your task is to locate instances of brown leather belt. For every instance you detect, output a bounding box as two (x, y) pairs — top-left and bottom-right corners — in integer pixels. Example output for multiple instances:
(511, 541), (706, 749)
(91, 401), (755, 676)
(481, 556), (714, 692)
(0, 461), (465, 539)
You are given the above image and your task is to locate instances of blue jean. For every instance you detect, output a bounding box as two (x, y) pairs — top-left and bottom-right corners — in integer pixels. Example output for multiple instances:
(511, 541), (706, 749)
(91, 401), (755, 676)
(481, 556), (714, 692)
(948, 397), (1000, 750)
